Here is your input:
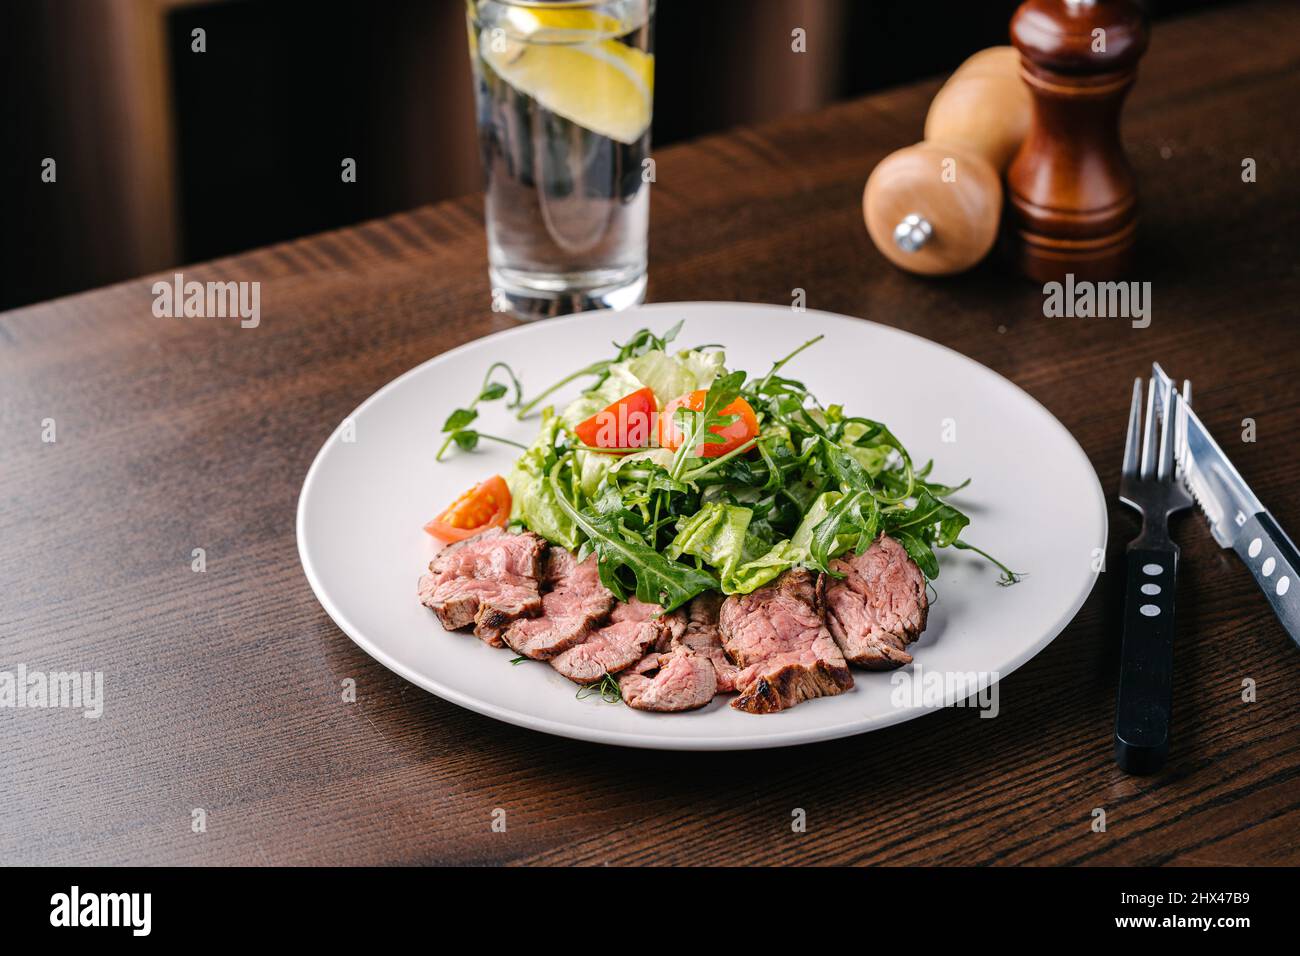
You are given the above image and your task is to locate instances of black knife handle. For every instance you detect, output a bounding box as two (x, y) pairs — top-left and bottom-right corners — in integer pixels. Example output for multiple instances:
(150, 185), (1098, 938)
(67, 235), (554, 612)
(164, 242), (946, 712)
(1233, 512), (1300, 649)
(1114, 544), (1178, 775)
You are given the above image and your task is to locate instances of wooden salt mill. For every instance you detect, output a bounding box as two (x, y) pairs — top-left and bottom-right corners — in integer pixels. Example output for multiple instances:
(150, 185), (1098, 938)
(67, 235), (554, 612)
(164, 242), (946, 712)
(1006, 0), (1149, 281)
(863, 47), (1032, 276)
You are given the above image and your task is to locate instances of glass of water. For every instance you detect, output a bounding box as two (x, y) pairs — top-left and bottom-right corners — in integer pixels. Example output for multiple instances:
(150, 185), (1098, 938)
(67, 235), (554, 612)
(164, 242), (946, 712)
(467, 0), (655, 319)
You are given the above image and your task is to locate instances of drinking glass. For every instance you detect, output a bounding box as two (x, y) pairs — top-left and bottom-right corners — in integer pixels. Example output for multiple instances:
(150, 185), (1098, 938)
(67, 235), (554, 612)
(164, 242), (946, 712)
(466, 0), (655, 318)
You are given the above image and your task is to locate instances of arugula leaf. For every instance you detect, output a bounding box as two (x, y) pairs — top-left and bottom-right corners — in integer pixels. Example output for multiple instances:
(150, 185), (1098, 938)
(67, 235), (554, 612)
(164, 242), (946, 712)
(547, 465), (717, 611)
(891, 528), (940, 579)
(813, 490), (881, 571)
(752, 335), (823, 395)
(875, 489), (971, 578)
(667, 369), (747, 480)
(818, 435), (873, 491)
(885, 488), (970, 548)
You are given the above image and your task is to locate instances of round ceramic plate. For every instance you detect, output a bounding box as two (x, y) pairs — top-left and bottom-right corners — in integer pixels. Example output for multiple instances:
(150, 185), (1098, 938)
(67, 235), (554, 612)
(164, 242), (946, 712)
(297, 303), (1105, 750)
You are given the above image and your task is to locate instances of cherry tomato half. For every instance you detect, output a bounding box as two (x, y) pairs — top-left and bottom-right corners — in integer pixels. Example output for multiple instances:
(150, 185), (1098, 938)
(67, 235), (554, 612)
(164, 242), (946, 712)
(658, 390), (760, 458)
(424, 474), (512, 543)
(574, 386), (657, 453)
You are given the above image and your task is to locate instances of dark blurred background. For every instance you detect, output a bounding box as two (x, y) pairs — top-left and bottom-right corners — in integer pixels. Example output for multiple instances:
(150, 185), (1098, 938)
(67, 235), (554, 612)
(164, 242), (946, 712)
(1, 0), (1228, 311)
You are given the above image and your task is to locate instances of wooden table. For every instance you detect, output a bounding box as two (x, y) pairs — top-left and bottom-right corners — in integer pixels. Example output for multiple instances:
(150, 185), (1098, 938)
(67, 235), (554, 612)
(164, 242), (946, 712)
(3, 0), (1298, 866)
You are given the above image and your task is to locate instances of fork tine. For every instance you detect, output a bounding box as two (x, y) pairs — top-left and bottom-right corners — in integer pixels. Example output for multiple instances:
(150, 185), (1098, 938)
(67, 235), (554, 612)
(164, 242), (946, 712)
(1158, 380), (1176, 481)
(1122, 378), (1143, 478)
(1140, 378), (1158, 479)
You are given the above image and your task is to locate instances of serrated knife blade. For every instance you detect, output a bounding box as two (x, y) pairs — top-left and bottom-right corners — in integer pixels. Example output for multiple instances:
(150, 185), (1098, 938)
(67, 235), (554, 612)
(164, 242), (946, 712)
(1152, 363), (1261, 546)
(1152, 363), (1299, 647)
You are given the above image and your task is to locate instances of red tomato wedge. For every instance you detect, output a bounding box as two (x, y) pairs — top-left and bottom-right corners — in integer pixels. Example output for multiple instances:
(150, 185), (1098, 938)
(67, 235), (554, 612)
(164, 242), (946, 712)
(659, 390), (760, 458)
(424, 475), (511, 543)
(574, 386), (657, 453)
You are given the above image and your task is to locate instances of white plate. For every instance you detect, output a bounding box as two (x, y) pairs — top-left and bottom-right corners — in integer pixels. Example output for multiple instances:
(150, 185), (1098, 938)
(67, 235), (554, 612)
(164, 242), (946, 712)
(297, 303), (1105, 750)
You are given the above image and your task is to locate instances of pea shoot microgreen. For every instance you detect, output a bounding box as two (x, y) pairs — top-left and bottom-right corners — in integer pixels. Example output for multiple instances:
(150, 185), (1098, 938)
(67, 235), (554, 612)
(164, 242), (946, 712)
(436, 361), (527, 461)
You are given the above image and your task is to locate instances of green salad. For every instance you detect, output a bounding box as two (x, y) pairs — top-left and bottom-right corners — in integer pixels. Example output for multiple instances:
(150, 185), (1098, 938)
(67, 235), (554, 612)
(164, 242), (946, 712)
(435, 322), (1017, 613)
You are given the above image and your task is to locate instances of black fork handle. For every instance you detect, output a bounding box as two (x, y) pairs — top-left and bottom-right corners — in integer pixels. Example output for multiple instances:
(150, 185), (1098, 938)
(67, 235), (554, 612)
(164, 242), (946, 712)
(1114, 543), (1179, 774)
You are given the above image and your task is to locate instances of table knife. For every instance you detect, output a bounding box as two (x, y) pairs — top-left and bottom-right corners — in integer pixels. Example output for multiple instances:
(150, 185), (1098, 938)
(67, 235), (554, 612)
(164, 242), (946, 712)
(1154, 363), (1300, 648)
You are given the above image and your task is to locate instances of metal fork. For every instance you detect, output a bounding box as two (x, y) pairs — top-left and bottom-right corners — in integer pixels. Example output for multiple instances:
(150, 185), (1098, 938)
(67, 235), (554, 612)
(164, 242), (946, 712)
(1115, 375), (1193, 774)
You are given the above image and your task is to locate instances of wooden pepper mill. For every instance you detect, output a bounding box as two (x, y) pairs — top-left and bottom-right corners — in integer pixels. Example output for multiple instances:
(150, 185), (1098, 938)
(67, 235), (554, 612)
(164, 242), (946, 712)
(1006, 0), (1149, 281)
(864, 47), (1032, 276)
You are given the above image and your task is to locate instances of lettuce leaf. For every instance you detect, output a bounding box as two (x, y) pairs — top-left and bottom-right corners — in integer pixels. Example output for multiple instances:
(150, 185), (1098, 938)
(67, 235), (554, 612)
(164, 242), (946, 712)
(559, 347), (725, 426)
(666, 502), (752, 580)
(792, 490), (884, 573)
(626, 348), (724, 407)
(667, 502), (806, 594)
(504, 411), (580, 550)
(840, 420), (893, 476)
(559, 363), (644, 426)
(725, 539), (806, 593)
(574, 448), (615, 498)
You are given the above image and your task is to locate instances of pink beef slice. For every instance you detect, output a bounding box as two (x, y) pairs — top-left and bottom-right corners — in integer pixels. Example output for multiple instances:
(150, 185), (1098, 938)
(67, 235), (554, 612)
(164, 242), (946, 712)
(551, 594), (689, 684)
(418, 528), (547, 646)
(618, 646), (717, 712)
(720, 569), (853, 714)
(549, 619), (662, 684)
(672, 592), (741, 693)
(823, 534), (928, 670)
(610, 596), (687, 650)
(502, 550), (615, 660)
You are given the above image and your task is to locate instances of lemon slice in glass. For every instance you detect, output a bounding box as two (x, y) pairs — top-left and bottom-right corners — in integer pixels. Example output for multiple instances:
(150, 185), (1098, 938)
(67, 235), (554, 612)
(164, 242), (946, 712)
(482, 14), (653, 145)
(501, 6), (625, 37)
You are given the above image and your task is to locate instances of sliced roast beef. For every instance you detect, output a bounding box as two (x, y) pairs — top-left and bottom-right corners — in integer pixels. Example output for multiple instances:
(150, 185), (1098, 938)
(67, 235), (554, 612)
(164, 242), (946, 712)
(418, 528), (546, 646)
(672, 592), (741, 693)
(549, 619), (661, 684)
(610, 596), (687, 650)
(502, 550), (614, 659)
(551, 593), (689, 683)
(720, 569), (853, 713)
(824, 534), (928, 669)
(618, 646), (717, 712)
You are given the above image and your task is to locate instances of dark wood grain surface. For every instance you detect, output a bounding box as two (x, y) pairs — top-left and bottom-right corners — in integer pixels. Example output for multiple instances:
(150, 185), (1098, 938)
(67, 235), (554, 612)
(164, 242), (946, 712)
(3, 0), (1298, 866)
